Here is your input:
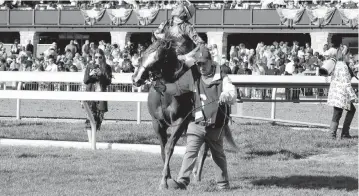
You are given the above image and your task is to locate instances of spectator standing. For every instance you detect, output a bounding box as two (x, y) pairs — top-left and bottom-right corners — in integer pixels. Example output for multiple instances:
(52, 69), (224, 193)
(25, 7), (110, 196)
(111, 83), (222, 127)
(65, 40), (77, 56)
(10, 39), (20, 55)
(82, 40), (90, 57)
(229, 46), (238, 60)
(83, 49), (112, 134)
(327, 56), (357, 139)
(291, 41), (299, 54)
(89, 42), (96, 57)
(98, 40), (105, 52)
(25, 40), (34, 55)
(211, 44), (220, 64)
(305, 42), (311, 53)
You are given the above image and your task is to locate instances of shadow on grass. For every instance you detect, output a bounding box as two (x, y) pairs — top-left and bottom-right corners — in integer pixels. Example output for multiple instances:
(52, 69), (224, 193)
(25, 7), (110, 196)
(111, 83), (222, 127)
(247, 149), (304, 159)
(252, 175), (358, 191)
(16, 153), (72, 159)
(271, 123), (324, 129)
(0, 122), (43, 127)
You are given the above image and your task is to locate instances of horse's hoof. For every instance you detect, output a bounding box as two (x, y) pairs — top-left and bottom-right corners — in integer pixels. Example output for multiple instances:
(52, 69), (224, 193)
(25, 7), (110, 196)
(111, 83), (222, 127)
(194, 176), (201, 183)
(158, 183), (168, 190)
(167, 179), (187, 190)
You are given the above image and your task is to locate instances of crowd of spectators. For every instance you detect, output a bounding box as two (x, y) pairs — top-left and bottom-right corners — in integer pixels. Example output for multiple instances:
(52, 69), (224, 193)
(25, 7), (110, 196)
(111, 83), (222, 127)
(0, 39), (149, 74)
(0, 37), (358, 97)
(0, 0), (357, 10)
(0, 38), (358, 76)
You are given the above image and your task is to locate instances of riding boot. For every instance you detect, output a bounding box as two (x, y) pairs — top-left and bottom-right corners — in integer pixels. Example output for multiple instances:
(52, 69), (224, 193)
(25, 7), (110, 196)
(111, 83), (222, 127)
(329, 121), (339, 140)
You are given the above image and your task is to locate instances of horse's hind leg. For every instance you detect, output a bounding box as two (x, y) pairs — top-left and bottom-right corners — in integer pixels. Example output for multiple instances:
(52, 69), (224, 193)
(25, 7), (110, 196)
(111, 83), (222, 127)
(193, 142), (209, 182)
(152, 118), (168, 163)
(159, 117), (188, 190)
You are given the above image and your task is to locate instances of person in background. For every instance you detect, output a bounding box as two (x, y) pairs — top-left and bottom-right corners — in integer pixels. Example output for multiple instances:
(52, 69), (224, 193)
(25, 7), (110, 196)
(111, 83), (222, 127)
(304, 42), (311, 53)
(10, 39), (20, 55)
(82, 40), (90, 57)
(0, 48), (7, 59)
(83, 49), (112, 134)
(326, 52), (357, 139)
(26, 40), (34, 55)
(65, 49), (74, 61)
(211, 44), (220, 64)
(45, 56), (58, 72)
(65, 40), (77, 56)
(89, 42), (96, 57)
(0, 58), (7, 71)
(220, 59), (231, 75)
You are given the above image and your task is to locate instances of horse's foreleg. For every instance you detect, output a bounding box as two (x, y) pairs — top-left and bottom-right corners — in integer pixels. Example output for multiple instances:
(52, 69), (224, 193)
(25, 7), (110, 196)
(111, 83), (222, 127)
(193, 142), (209, 182)
(159, 118), (188, 190)
(152, 119), (168, 163)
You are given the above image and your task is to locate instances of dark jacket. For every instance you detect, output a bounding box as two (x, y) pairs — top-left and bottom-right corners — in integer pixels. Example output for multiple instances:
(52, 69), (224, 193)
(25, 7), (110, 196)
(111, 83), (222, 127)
(26, 44), (34, 54)
(220, 64), (232, 75)
(83, 63), (112, 111)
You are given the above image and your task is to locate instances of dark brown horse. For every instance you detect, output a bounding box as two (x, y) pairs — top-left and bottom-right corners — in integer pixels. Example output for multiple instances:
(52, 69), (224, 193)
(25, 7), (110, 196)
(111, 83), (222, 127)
(132, 37), (238, 189)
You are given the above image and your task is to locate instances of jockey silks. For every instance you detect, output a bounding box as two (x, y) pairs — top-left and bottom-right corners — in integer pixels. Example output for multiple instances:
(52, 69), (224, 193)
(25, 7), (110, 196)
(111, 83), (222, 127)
(154, 19), (204, 56)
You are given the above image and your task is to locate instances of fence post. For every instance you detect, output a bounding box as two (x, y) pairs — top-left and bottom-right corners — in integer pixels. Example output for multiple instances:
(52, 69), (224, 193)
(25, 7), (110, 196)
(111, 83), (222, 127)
(271, 88), (277, 124)
(315, 67), (319, 100)
(137, 86), (142, 124)
(16, 82), (22, 120)
(236, 102), (243, 117)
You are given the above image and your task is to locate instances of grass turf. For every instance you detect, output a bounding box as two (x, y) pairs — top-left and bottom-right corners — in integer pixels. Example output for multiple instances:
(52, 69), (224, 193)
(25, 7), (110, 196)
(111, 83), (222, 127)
(0, 99), (357, 126)
(0, 145), (357, 196)
(0, 99), (358, 195)
(0, 119), (357, 159)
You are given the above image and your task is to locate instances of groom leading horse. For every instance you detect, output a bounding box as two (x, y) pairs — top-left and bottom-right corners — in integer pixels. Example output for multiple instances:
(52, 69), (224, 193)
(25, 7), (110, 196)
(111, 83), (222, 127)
(132, 1), (238, 190)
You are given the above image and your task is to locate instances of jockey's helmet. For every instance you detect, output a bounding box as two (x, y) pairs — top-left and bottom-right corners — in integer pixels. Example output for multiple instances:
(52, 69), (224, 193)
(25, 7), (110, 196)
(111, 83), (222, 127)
(171, 2), (195, 21)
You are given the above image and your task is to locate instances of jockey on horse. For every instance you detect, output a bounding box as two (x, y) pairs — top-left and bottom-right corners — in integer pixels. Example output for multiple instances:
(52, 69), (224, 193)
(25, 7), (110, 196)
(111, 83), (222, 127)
(153, 0), (205, 61)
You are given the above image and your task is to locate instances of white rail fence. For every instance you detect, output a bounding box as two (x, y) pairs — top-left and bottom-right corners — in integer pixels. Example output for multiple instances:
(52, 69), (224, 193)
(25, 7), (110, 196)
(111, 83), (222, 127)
(0, 72), (358, 149)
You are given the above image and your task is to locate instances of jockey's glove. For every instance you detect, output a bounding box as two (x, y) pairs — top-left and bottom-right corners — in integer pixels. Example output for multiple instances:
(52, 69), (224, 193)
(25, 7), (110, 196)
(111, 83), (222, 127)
(153, 80), (166, 94)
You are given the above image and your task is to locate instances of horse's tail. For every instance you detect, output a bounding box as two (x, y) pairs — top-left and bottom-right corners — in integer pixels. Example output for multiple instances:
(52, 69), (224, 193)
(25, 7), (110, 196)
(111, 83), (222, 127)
(223, 125), (240, 152)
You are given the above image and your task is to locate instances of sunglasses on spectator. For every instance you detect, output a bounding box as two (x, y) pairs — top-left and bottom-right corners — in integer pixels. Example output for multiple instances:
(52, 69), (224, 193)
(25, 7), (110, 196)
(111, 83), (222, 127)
(95, 56), (103, 59)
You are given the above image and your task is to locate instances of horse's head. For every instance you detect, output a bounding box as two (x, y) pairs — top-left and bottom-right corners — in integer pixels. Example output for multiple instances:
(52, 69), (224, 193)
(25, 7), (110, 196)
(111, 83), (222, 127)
(132, 37), (176, 87)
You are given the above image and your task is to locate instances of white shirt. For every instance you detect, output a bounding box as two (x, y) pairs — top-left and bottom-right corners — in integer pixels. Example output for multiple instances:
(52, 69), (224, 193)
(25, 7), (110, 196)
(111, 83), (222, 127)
(285, 61), (295, 74)
(45, 63), (58, 72)
(99, 44), (105, 52)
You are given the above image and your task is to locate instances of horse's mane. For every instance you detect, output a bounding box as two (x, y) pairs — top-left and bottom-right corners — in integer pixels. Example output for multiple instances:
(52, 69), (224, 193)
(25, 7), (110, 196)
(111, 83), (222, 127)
(142, 38), (185, 82)
(142, 38), (175, 57)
